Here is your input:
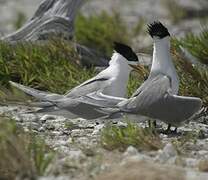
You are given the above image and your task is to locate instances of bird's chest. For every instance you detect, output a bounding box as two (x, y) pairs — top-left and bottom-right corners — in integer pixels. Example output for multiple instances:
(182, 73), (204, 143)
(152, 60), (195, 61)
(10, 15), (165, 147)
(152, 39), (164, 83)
(103, 77), (128, 98)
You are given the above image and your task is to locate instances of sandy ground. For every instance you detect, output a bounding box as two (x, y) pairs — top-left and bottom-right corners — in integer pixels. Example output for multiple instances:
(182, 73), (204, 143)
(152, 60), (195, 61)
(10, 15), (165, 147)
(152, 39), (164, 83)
(1, 105), (208, 180)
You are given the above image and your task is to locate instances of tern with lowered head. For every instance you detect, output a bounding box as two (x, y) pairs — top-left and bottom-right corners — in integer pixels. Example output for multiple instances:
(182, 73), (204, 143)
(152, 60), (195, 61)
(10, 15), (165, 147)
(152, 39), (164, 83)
(10, 42), (140, 119)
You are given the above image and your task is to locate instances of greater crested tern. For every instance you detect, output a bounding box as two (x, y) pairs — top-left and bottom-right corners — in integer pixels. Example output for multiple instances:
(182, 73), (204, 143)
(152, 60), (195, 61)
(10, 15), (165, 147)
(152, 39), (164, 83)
(80, 22), (202, 128)
(10, 42), (140, 118)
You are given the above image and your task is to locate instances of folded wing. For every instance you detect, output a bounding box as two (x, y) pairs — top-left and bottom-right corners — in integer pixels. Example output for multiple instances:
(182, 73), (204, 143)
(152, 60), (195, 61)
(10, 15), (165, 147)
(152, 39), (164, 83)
(119, 74), (202, 126)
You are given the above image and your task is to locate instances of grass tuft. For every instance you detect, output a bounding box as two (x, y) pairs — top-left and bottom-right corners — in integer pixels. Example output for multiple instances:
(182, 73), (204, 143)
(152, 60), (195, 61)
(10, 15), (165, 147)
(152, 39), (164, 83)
(171, 28), (208, 106)
(0, 116), (55, 180)
(0, 40), (96, 94)
(101, 122), (163, 152)
(75, 11), (140, 56)
(13, 11), (27, 30)
(171, 131), (200, 155)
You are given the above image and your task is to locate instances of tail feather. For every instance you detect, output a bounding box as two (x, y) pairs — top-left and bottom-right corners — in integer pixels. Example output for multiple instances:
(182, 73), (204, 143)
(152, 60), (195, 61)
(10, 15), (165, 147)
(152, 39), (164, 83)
(9, 81), (62, 101)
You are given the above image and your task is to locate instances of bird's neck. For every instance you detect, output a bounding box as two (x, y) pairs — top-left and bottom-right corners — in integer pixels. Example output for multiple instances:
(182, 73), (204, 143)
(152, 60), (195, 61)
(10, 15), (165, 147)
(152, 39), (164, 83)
(105, 52), (131, 97)
(109, 52), (131, 73)
(151, 37), (179, 94)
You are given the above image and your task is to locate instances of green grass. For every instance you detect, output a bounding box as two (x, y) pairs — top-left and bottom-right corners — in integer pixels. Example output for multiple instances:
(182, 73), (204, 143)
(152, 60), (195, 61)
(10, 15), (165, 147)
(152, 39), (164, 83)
(101, 121), (163, 152)
(0, 39), (141, 100)
(0, 12), (144, 100)
(75, 12), (142, 56)
(0, 12), (207, 107)
(0, 40), (96, 94)
(172, 28), (208, 105)
(75, 12), (130, 56)
(127, 70), (149, 97)
(173, 28), (208, 64)
(172, 130), (202, 156)
(13, 11), (27, 30)
(0, 116), (54, 180)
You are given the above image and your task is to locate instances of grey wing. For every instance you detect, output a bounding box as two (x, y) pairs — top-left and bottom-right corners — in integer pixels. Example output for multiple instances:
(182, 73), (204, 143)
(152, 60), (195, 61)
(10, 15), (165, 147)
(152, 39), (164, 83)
(64, 74), (111, 98)
(120, 74), (202, 126)
(48, 97), (110, 120)
(131, 77), (152, 97)
(9, 81), (62, 102)
(78, 91), (127, 108)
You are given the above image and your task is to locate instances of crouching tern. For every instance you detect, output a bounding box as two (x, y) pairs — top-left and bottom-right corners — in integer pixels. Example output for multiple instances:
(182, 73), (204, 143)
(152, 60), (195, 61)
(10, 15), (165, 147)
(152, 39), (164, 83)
(80, 21), (202, 129)
(10, 42), (141, 119)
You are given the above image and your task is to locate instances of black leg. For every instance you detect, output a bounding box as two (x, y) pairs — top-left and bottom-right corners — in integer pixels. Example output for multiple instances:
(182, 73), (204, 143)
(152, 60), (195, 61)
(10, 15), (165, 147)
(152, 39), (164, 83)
(153, 120), (157, 128)
(173, 127), (177, 133)
(166, 124), (171, 132)
(148, 120), (151, 128)
(161, 124), (171, 134)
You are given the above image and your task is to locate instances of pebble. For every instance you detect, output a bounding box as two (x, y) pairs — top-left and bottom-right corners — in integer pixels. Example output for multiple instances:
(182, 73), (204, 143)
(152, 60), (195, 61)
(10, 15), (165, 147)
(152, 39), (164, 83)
(123, 146), (138, 157)
(40, 114), (57, 122)
(92, 124), (104, 135)
(155, 143), (177, 163)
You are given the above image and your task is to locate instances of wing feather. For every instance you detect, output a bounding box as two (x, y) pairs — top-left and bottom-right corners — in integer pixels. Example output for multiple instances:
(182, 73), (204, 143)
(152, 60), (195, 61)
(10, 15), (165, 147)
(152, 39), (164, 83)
(64, 75), (111, 98)
(9, 81), (62, 101)
(119, 74), (202, 126)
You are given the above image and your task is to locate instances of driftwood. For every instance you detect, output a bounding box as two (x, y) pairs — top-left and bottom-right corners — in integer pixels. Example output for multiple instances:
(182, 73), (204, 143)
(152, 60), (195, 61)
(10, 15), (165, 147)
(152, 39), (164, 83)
(2, 0), (84, 42)
(2, 0), (109, 67)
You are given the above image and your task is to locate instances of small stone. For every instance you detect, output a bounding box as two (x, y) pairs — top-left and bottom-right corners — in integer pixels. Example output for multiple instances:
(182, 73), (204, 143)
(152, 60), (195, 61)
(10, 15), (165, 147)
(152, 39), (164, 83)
(71, 129), (85, 137)
(92, 124), (104, 135)
(117, 121), (128, 127)
(198, 150), (208, 156)
(62, 130), (71, 135)
(198, 159), (208, 172)
(40, 115), (56, 122)
(68, 150), (86, 162)
(45, 123), (56, 131)
(68, 137), (74, 144)
(156, 143), (177, 163)
(185, 158), (198, 168)
(123, 146), (138, 157)
(39, 176), (69, 180)
(38, 126), (45, 132)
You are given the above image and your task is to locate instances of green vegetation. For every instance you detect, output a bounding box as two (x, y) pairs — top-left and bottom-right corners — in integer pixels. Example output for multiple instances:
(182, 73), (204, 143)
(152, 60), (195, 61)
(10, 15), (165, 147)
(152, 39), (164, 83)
(0, 116), (54, 180)
(64, 121), (79, 130)
(75, 12), (144, 56)
(172, 130), (205, 156)
(13, 11), (27, 29)
(0, 11), (207, 106)
(101, 121), (163, 152)
(0, 40), (96, 94)
(173, 28), (208, 64)
(0, 12), (145, 99)
(75, 12), (131, 56)
(172, 28), (208, 105)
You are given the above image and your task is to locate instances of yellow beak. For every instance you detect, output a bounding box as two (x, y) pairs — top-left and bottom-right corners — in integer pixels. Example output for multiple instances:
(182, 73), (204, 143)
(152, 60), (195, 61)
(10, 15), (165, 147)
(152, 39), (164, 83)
(129, 64), (148, 74)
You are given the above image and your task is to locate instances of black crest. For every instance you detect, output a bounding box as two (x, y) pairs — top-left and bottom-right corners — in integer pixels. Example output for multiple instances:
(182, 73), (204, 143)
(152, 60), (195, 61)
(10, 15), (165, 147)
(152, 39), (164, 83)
(147, 21), (170, 39)
(113, 42), (138, 62)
